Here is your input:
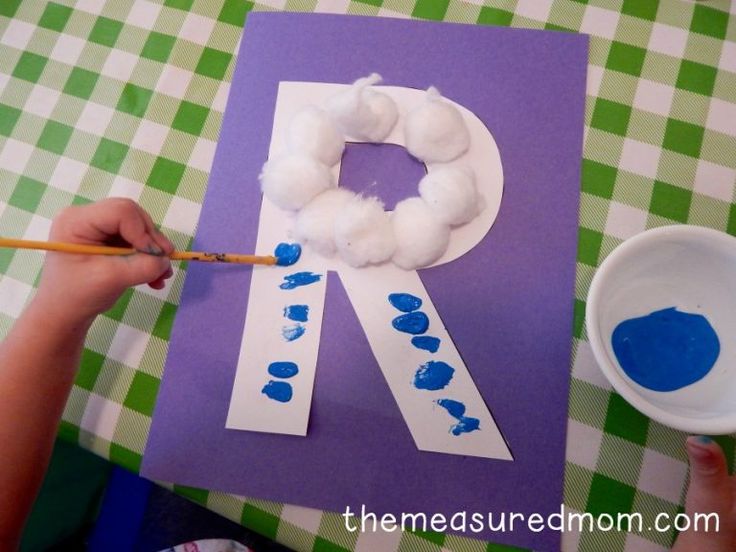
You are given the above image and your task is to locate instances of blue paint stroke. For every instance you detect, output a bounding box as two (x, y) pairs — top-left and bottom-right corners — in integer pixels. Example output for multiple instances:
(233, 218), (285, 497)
(280, 272), (322, 290)
(388, 292), (423, 313)
(282, 324), (306, 342)
(274, 242), (302, 266)
(411, 335), (441, 353)
(413, 360), (454, 390)
(392, 312), (429, 335)
(284, 304), (309, 322)
(436, 398), (465, 418)
(436, 399), (481, 436)
(612, 307), (720, 392)
(262, 380), (293, 402)
(267, 361), (299, 379)
(450, 416), (481, 436)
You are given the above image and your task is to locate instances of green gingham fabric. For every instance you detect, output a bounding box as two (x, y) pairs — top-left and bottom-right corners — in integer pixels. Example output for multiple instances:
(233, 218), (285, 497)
(0, 0), (734, 550)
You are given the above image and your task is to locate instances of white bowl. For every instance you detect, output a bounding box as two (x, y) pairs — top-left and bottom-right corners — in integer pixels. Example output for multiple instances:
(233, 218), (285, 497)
(586, 225), (736, 434)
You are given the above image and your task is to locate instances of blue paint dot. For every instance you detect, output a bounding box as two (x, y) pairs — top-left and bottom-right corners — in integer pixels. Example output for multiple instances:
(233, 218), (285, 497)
(436, 399), (480, 436)
(450, 416), (480, 436)
(267, 362), (299, 378)
(262, 380), (293, 402)
(280, 272), (322, 290)
(388, 293), (423, 313)
(274, 242), (302, 266)
(411, 335), (441, 353)
(436, 398), (465, 418)
(284, 304), (309, 322)
(413, 360), (454, 390)
(282, 324), (306, 342)
(612, 307), (720, 392)
(392, 312), (429, 335)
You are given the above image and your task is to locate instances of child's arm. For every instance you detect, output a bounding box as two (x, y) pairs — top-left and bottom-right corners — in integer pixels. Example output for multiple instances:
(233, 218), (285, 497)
(0, 198), (173, 549)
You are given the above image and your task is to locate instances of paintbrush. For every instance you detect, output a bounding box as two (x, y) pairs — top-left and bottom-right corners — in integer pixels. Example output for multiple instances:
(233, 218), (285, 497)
(0, 237), (286, 266)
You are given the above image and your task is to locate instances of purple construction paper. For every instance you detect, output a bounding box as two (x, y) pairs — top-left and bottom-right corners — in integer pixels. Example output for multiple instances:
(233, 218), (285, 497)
(142, 13), (587, 551)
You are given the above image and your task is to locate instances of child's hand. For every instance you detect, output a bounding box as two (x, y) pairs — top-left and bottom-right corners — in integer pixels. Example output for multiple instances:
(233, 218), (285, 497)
(34, 198), (174, 327)
(672, 436), (736, 551)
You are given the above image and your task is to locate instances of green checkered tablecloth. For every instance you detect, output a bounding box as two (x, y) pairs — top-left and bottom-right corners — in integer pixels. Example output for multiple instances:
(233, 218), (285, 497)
(0, 0), (734, 550)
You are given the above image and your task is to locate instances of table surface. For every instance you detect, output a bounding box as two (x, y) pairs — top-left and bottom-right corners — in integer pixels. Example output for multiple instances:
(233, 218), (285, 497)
(0, 1), (734, 551)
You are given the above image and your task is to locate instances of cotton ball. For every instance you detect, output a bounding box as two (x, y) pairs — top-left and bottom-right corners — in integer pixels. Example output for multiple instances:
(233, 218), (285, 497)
(405, 87), (470, 163)
(391, 197), (451, 270)
(326, 73), (398, 142)
(260, 153), (334, 211)
(418, 166), (480, 226)
(294, 188), (357, 256)
(334, 195), (396, 267)
(287, 106), (345, 166)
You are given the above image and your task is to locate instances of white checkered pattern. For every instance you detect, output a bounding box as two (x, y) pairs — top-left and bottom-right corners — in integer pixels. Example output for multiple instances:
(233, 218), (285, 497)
(49, 33), (87, 66)
(572, 341), (614, 390)
(0, 138), (35, 176)
(162, 195), (201, 235)
(604, 201), (649, 241)
(0, 275), (33, 318)
(694, 159), (736, 202)
(49, 156), (89, 193)
(637, 448), (688, 504)
(619, 138), (661, 179)
(76, 101), (115, 136)
(633, 79), (675, 117)
(101, 49), (141, 82)
(648, 22), (689, 59)
(0, 19), (35, 51)
(80, 392), (123, 442)
(23, 85), (61, 119)
(580, 6), (620, 40)
(107, 323), (151, 368)
(706, 97), (736, 136)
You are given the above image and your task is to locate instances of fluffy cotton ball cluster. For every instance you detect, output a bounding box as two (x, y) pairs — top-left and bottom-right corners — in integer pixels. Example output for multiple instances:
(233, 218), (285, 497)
(334, 195), (396, 267)
(293, 188), (357, 256)
(287, 106), (345, 166)
(405, 87), (470, 164)
(418, 166), (479, 226)
(326, 73), (398, 142)
(391, 197), (451, 270)
(261, 76), (485, 270)
(260, 153), (334, 211)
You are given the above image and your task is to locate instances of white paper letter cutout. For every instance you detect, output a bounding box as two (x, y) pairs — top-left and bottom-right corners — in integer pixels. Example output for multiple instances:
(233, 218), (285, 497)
(226, 82), (510, 460)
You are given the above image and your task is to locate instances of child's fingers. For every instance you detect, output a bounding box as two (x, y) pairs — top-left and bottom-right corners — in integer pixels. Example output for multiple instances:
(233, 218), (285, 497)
(78, 198), (162, 254)
(147, 266), (174, 290)
(52, 199), (172, 257)
(137, 205), (175, 255)
(121, 253), (172, 288)
(674, 437), (736, 551)
(52, 199), (149, 249)
(684, 436), (732, 515)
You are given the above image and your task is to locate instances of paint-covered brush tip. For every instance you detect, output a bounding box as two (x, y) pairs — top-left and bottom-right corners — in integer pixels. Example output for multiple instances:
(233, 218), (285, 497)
(274, 242), (302, 266)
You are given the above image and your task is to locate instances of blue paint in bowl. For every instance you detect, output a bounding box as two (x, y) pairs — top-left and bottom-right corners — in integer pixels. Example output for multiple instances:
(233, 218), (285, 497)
(612, 307), (720, 392)
(586, 225), (736, 434)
